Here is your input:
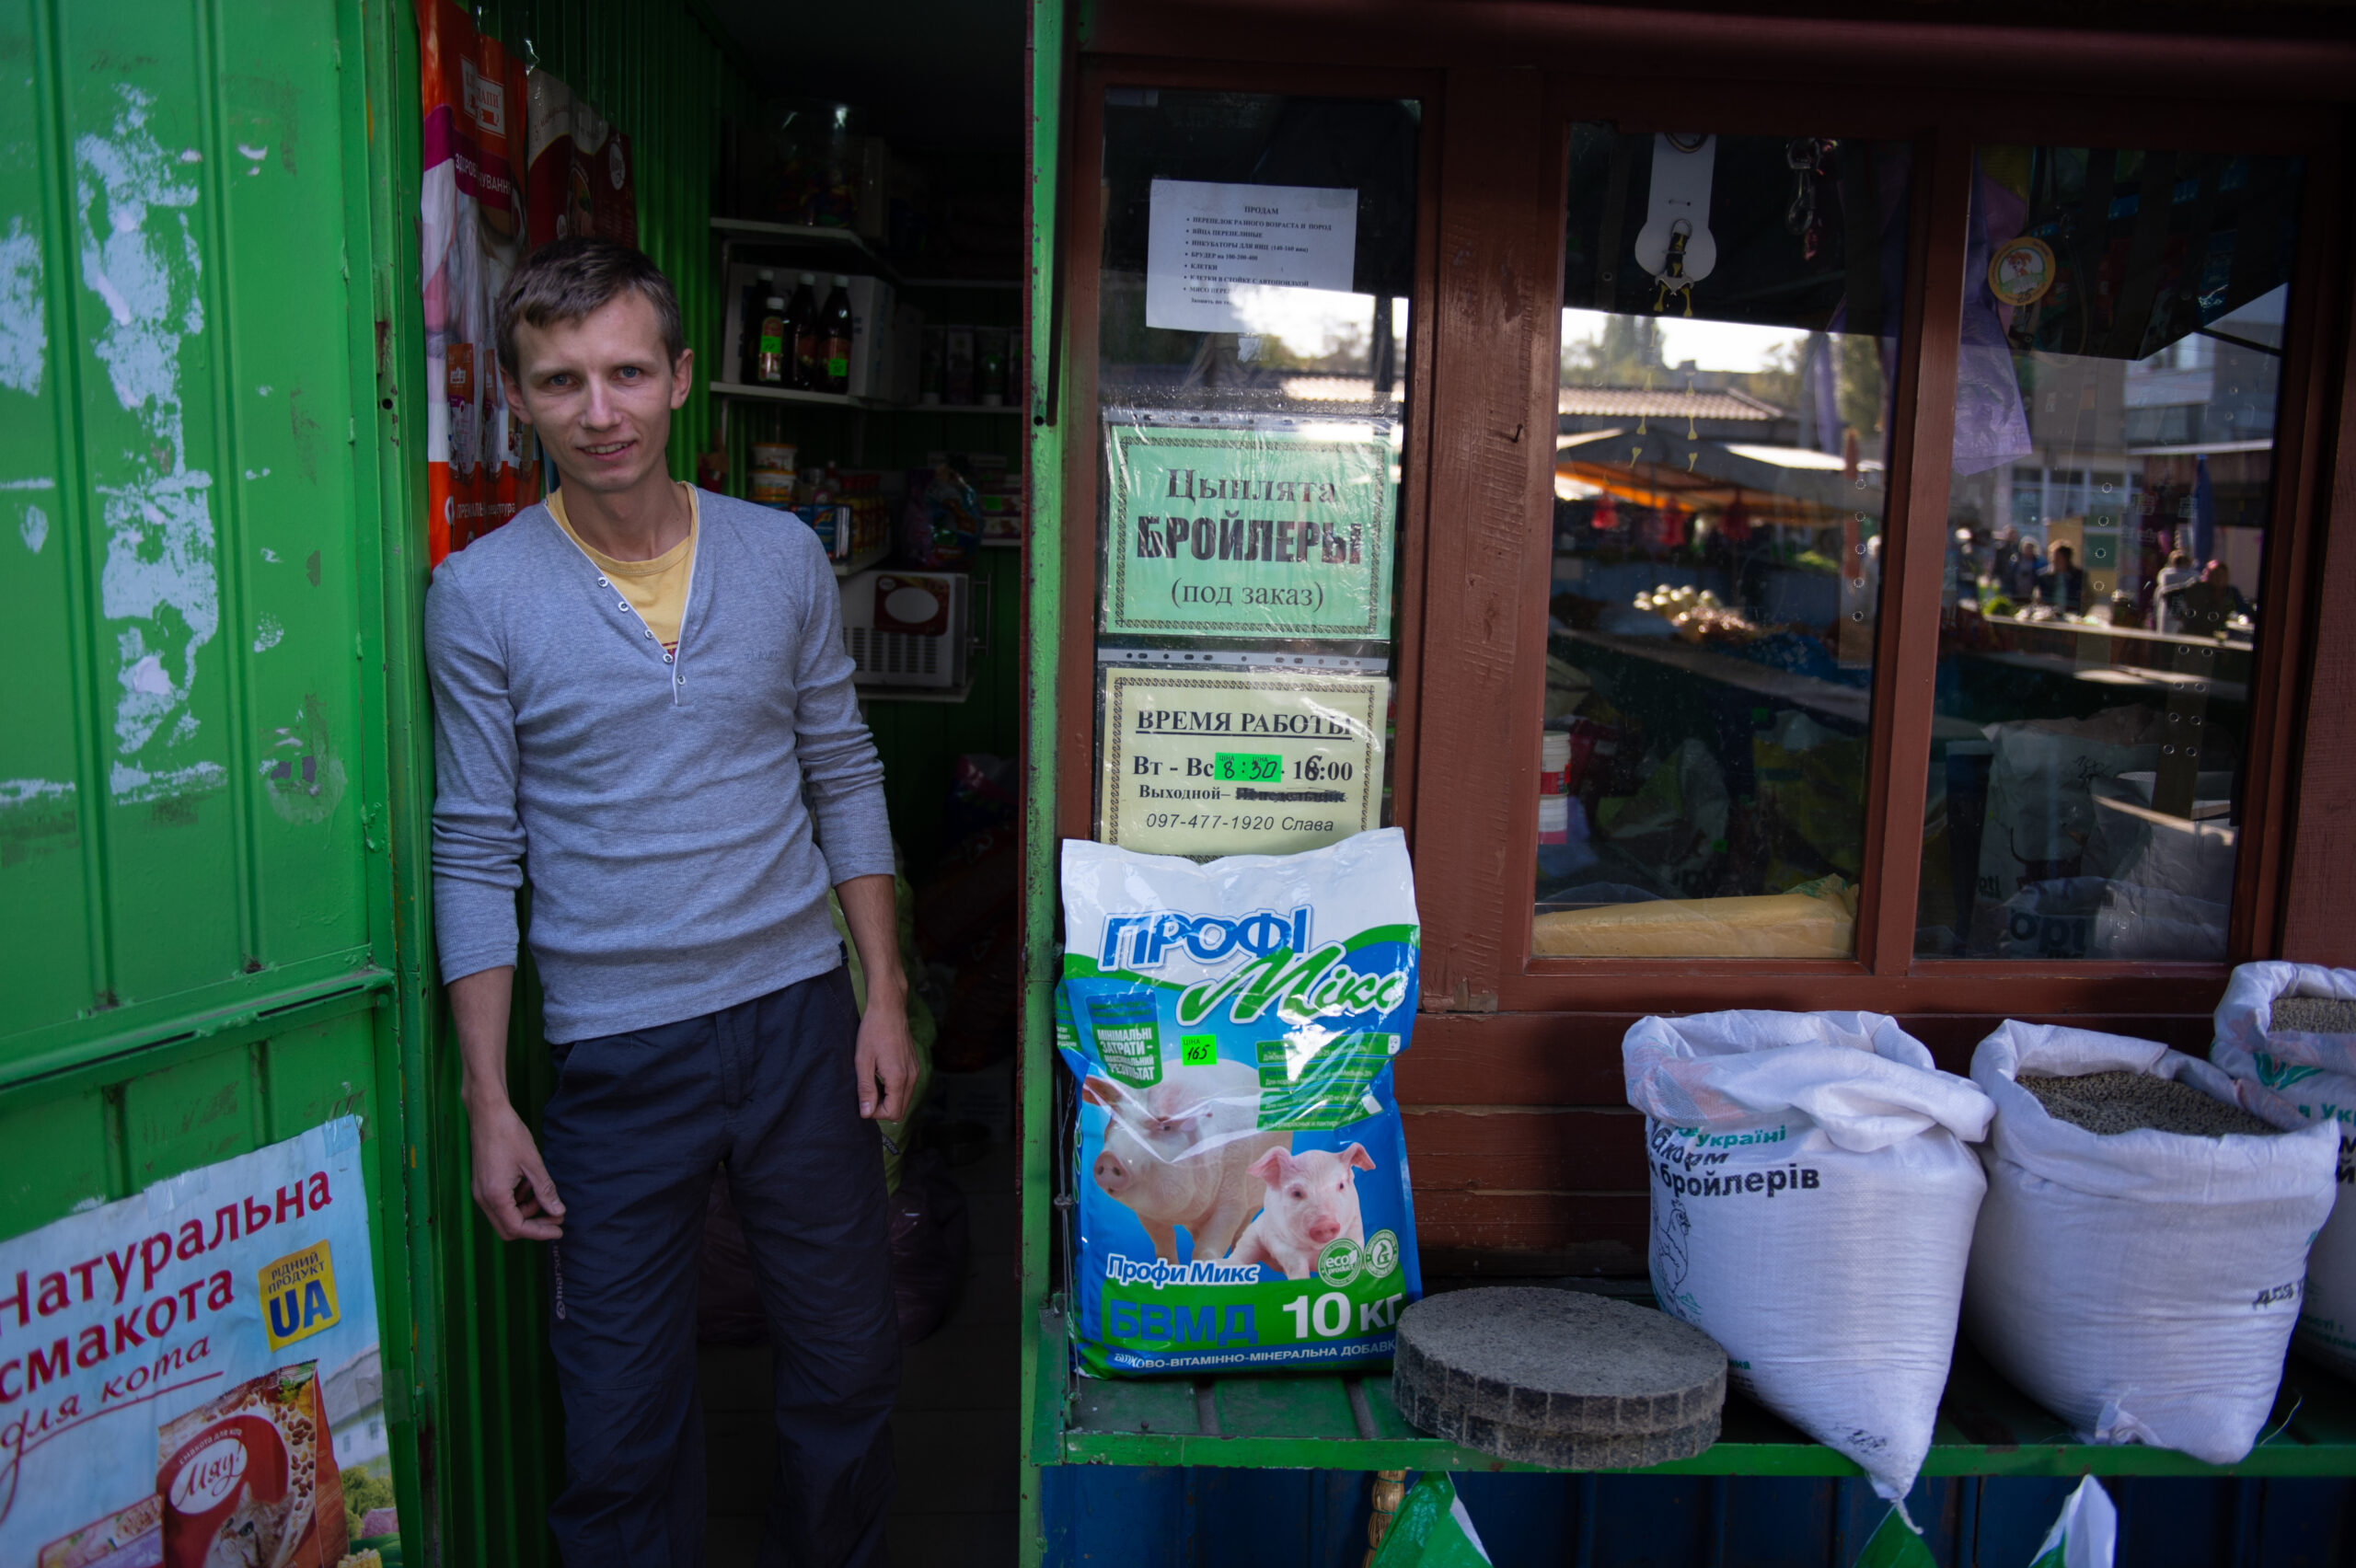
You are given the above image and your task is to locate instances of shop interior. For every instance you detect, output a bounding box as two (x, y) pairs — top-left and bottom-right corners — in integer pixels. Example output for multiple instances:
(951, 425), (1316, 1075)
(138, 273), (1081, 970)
(431, 1), (1034, 1559)
(685, 4), (1028, 1562)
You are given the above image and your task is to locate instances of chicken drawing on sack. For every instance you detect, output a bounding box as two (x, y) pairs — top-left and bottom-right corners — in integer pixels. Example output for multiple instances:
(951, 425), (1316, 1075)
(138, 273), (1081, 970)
(1654, 1192), (1696, 1317)
(1227, 1144), (1376, 1281)
(1081, 1060), (1291, 1262)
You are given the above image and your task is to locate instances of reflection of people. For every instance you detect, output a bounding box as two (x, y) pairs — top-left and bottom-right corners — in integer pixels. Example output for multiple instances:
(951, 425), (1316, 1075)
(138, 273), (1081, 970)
(2002, 536), (2042, 603)
(429, 241), (911, 1564)
(2176, 559), (2249, 637)
(2154, 548), (2201, 635)
(2035, 543), (2085, 614)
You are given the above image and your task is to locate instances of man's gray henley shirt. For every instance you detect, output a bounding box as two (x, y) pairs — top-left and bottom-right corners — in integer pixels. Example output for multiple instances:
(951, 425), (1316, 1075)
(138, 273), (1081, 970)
(423, 491), (893, 1043)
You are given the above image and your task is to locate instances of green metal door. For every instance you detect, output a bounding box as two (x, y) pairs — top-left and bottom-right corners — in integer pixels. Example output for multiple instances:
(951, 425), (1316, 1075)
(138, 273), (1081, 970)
(0, 0), (433, 1547)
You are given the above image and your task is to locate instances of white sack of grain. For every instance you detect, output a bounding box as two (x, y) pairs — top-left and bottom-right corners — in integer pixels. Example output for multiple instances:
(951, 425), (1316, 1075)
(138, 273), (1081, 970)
(2212, 962), (2356, 1378)
(1966, 1020), (2338, 1462)
(1623, 1010), (1994, 1502)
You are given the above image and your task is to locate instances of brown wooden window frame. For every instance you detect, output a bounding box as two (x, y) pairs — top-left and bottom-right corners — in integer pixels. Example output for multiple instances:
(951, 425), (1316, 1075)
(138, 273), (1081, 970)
(1056, 34), (2350, 1028)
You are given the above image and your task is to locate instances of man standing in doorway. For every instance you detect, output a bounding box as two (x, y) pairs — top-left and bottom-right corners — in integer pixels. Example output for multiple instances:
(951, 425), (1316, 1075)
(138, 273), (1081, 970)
(424, 238), (910, 1566)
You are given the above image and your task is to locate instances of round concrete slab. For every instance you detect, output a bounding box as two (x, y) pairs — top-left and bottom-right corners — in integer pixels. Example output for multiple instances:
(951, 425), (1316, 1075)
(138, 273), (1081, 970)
(1392, 1287), (1726, 1451)
(1394, 1381), (1720, 1469)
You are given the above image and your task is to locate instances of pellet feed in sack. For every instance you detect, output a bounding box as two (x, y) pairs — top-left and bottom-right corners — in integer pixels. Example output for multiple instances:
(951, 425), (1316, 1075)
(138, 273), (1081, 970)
(1623, 1009), (1994, 1502)
(2212, 962), (2356, 1378)
(1057, 828), (1422, 1377)
(1967, 1020), (2337, 1462)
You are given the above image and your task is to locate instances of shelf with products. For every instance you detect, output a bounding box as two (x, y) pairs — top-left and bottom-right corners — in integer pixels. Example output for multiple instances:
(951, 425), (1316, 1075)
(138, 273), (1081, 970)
(717, 251), (1022, 415)
(711, 383), (1022, 418)
(830, 541), (891, 579)
(710, 216), (899, 286)
(712, 380), (894, 411)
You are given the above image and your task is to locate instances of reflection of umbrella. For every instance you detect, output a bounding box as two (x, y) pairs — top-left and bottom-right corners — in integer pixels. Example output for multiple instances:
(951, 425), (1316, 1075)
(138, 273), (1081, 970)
(1556, 432), (1882, 522)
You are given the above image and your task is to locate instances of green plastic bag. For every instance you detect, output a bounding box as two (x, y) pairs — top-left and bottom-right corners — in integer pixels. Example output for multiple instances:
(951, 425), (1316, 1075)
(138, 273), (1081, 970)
(1852, 1506), (1936, 1568)
(1369, 1473), (1491, 1568)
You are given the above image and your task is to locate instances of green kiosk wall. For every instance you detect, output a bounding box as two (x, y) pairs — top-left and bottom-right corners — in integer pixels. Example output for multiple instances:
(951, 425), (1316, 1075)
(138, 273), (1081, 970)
(2, 0), (747, 1558)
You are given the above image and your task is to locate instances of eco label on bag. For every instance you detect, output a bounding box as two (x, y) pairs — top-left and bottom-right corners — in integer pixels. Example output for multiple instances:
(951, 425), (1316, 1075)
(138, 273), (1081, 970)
(1103, 413), (1396, 640)
(1057, 831), (1424, 1378)
(1098, 664), (1386, 859)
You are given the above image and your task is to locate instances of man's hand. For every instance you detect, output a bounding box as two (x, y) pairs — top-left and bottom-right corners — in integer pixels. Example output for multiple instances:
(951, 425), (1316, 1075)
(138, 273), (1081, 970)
(854, 993), (918, 1122)
(450, 964), (564, 1240)
(837, 872), (918, 1121)
(468, 1100), (568, 1240)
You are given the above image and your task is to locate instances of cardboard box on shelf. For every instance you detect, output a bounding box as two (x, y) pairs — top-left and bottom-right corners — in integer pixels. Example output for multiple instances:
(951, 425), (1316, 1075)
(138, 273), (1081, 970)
(889, 302), (926, 407)
(846, 276), (895, 401)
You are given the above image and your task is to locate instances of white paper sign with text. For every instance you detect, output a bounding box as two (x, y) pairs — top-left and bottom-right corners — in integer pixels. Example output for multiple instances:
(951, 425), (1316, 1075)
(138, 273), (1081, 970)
(1145, 179), (1358, 333)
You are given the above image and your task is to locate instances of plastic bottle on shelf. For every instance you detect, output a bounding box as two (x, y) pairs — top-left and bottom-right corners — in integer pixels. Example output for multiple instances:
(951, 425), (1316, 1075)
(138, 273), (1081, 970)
(755, 297), (789, 386)
(977, 328), (1009, 407)
(822, 275), (855, 395)
(789, 272), (822, 389)
(739, 267), (776, 383)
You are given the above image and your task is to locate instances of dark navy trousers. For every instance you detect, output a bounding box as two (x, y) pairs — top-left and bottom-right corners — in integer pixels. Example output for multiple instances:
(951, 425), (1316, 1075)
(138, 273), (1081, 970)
(540, 966), (898, 1567)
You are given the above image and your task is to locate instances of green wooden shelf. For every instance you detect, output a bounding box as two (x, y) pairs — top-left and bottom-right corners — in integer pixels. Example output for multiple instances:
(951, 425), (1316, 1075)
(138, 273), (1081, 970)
(1035, 1303), (2356, 1478)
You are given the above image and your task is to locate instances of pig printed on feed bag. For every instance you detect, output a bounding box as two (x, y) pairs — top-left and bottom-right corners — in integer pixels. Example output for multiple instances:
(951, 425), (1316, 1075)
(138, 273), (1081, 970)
(1058, 831), (1425, 1377)
(1080, 1061), (1292, 1262)
(1228, 1143), (1377, 1280)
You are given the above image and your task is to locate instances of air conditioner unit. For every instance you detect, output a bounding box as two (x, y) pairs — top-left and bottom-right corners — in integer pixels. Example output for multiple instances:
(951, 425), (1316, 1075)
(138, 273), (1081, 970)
(839, 569), (969, 689)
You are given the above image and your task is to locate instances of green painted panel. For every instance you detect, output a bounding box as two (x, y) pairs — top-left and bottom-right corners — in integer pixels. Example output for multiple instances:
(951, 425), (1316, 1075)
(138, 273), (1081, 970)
(0, 1090), (112, 1236)
(0, 991), (383, 1239)
(1212, 1374), (1365, 1442)
(1, 0), (374, 1063)
(1021, 6), (1068, 1564)
(121, 1044), (262, 1189)
(262, 1009), (380, 1135)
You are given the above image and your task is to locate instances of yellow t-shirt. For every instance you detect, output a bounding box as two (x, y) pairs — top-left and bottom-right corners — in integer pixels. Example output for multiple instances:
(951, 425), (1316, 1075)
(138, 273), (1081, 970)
(549, 484), (699, 653)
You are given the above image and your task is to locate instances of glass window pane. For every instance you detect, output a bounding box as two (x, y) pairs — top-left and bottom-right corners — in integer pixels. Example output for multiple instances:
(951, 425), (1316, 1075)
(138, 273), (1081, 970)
(1917, 147), (2300, 961)
(1538, 129), (1910, 958)
(1092, 90), (1419, 860)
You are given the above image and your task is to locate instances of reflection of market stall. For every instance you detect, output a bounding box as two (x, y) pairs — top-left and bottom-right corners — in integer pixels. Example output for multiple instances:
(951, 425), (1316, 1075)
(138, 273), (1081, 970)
(1541, 393), (1893, 953)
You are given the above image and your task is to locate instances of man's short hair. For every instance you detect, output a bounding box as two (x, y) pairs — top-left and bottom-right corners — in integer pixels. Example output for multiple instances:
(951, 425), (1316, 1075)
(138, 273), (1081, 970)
(494, 238), (685, 376)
